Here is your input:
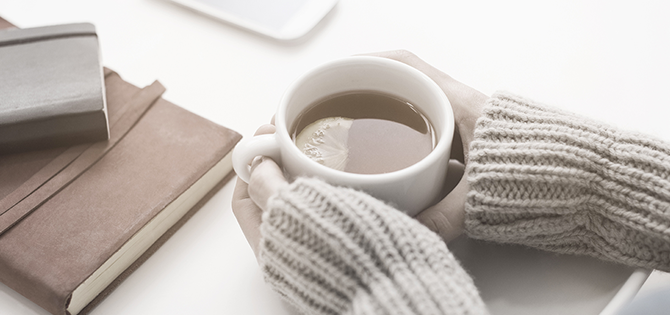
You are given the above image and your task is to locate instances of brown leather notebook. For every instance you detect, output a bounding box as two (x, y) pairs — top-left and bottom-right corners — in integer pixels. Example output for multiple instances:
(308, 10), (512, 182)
(0, 18), (242, 315)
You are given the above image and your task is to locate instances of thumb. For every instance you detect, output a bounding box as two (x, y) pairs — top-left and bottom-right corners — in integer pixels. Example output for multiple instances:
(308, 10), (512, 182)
(248, 157), (288, 212)
(415, 175), (469, 243)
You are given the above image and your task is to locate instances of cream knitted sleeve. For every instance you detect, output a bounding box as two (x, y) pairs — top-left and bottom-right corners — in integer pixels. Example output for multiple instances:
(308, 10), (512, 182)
(465, 91), (670, 271)
(259, 177), (488, 315)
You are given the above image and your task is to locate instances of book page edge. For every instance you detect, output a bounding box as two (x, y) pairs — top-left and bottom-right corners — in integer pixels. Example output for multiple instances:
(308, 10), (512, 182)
(67, 152), (234, 314)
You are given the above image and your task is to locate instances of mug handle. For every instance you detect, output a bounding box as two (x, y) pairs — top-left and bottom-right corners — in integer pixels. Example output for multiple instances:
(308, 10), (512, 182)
(232, 134), (282, 183)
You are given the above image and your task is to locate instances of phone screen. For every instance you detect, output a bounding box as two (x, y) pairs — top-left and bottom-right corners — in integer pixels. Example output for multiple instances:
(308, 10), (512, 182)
(195, 0), (309, 31)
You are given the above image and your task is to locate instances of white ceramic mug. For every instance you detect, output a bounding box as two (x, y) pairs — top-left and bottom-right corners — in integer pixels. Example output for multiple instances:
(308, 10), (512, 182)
(233, 56), (454, 216)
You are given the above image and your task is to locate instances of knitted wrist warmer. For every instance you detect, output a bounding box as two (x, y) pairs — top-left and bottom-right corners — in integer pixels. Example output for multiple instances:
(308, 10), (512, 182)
(465, 92), (670, 271)
(259, 177), (488, 315)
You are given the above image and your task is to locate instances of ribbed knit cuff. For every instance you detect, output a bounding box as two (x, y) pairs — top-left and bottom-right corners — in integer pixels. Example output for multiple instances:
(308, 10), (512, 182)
(464, 92), (670, 271)
(259, 177), (488, 315)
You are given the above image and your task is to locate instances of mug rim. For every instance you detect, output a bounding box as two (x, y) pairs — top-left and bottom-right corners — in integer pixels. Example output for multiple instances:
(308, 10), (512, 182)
(275, 55), (454, 184)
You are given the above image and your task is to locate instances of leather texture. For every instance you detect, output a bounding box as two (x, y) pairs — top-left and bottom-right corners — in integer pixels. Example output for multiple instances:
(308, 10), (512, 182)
(0, 27), (242, 314)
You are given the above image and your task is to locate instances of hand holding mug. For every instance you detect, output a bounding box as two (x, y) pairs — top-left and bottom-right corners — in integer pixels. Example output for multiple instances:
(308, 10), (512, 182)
(232, 51), (488, 255)
(233, 53), (455, 215)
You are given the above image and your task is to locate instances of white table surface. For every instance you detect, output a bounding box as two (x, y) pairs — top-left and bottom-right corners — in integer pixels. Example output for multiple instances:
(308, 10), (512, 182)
(1, 0), (669, 314)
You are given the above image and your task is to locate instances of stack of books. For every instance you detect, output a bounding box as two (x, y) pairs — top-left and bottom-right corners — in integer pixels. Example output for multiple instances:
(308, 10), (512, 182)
(0, 18), (241, 315)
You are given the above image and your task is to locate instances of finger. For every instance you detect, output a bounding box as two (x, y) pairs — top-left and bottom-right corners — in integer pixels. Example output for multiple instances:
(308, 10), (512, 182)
(254, 124), (276, 136)
(364, 50), (458, 91)
(250, 123), (276, 173)
(231, 123), (279, 258)
(372, 50), (487, 114)
(363, 50), (467, 97)
(450, 127), (465, 164)
(364, 50), (487, 155)
(232, 178), (263, 257)
(248, 158), (288, 212)
(416, 170), (468, 243)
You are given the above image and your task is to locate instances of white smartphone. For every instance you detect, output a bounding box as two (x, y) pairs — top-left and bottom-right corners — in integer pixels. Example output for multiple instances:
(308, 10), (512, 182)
(171, 0), (338, 40)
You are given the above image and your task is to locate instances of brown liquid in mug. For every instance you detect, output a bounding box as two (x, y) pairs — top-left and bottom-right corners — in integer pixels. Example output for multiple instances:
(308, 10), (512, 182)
(291, 91), (436, 174)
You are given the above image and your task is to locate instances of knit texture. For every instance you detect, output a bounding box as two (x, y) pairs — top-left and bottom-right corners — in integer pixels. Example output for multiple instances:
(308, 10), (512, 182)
(465, 92), (670, 271)
(259, 178), (487, 315)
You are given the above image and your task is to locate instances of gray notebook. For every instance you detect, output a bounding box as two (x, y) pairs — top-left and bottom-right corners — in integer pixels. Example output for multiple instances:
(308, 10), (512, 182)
(0, 23), (108, 154)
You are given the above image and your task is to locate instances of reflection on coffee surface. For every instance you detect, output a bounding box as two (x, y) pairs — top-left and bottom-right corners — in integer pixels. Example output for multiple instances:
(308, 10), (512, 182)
(291, 91), (436, 174)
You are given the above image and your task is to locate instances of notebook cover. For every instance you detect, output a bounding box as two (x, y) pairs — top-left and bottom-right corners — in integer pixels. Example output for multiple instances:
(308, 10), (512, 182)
(0, 22), (108, 154)
(0, 17), (242, 315)
(78, 170), (238, 315)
